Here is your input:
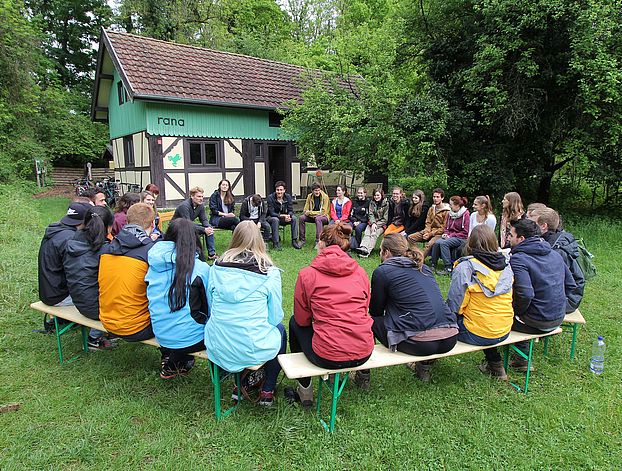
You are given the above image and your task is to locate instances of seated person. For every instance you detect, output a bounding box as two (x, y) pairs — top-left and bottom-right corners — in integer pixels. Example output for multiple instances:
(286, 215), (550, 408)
(349, 187), (370, 250)
(484, 219), (576, 372)
(530, 207), (584, 312)
(239, 193), (272, 243)
(355, 188), (388, 258)
(428, 195), (470, 275)
(408, 188), (450, 257)
(98, 203), (156, 343)
(384, 187), (410, 235)
(369, 234), (458, 383)
(446, 225), (514, 380)
(209, 179), (239, 231)
(172, 186), (216, 259)
(140, 190), (161, 240)
(204, 221), (287, 407)
(63, 206), (115, 349)
(146, 218), (211, 379)
(299, 183), (330, 248)
(469, 195), (497, 234)
(499, 192), (525, 249)
(403, 190), (430, 236)
(112, 192), (140, 236)
(329, 185), (352, 224)
(290, 223), (374, 405)
(38, 201), (90, 307)
(267, 180), (302, 250)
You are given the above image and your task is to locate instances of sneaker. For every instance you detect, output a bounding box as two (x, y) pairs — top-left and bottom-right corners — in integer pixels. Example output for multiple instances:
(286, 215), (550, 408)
(87, 336), (115, 351)
(299, 238), (306, 245)
(509, 356), (534, 373)
(273, 242), (282, 251)
(478, 361), (508, 380)
(207, 253), (218, 261)
(258, 390), (274, 407)
(352, 370), (371, 390)
(313, 241), (319, 250)
(292, 240), (303, 250)
(435, 267), (452, 276)
(231, 385), (240, 403)
(160, 358), (195, 379)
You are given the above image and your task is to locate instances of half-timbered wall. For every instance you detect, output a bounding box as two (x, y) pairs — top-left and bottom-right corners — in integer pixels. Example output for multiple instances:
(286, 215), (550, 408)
(111, 131), (151, 193)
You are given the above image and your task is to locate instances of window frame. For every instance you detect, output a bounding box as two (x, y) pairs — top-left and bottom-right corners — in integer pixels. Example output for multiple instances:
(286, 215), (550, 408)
(117, 81), (129, 105)
(185, 139), (222, 168)
(123, 135), (135, 168)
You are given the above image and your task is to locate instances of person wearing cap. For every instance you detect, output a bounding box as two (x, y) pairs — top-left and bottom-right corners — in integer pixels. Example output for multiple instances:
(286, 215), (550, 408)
(38, 201), (90, 307)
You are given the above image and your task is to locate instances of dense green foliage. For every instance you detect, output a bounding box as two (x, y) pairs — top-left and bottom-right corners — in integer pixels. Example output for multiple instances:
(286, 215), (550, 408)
(1, 187), (621, 468)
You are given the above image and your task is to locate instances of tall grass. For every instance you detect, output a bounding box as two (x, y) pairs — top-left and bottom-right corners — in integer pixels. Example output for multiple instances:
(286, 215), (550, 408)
(1, 184), (621, 470)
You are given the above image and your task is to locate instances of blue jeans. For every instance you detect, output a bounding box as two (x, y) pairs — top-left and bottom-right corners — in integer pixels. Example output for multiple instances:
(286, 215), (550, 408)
(457, 316), (509, 346)
(202, 232), (216, 256)
(349, 222), (367, 249)
(432, 237), (465, 268)
(263, 323), (287, 392)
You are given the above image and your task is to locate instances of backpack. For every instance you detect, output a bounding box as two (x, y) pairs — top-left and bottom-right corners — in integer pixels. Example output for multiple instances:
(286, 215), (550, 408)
(575, 237), (597, 281)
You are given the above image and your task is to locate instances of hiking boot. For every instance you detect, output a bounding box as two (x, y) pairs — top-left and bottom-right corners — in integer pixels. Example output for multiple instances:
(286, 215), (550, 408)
(258, 390), (275, 407)
(408, 362), (431, 382)
(292, 240), (303, 250)
(509, 356), (534, 373)
(478, 361), (508, 381)
(296, 381), (314, 408)
(87, 336), (115, 351)
(352, 370), (371, 391)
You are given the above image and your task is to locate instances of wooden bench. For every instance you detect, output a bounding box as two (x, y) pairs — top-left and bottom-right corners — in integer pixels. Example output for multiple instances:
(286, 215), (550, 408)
(542, 309), (586, 360)
(157, 210), (175, 231)
(278, 328), (562, 432)
(30, 301), (259, 420)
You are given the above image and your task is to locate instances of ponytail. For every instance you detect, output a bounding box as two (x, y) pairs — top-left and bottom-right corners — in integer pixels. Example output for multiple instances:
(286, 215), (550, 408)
(83, 206), (113, 251)
(380, 234), (425, 271)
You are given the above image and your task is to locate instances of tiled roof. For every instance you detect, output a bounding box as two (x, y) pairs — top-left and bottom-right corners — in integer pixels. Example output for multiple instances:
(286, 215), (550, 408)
(104, 30), (317, 109)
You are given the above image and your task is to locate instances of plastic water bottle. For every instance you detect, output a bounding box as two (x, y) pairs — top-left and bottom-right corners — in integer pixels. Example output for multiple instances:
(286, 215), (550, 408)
(589, 336), (606, 375)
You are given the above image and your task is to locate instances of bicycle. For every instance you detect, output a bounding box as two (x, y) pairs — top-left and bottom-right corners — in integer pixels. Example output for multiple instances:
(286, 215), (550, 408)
(73, 178), (94, 196)
(120, 182), (142, 193)
(95, 178), (120, 207)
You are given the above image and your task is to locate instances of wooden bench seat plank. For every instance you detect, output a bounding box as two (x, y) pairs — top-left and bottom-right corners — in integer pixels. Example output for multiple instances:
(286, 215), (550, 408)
(564, 309), (586, 324)
(278, 328), (562, 380)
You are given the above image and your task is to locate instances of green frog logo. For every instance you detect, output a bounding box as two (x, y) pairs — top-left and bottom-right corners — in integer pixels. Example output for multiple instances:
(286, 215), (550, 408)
(167, 153), (181, 167)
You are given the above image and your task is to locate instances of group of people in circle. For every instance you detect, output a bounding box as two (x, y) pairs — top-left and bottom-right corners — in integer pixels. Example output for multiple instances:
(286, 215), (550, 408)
(38, 181), (584, 408)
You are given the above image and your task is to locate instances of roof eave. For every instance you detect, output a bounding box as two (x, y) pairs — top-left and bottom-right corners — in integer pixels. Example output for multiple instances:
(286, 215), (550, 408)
(134, 94), (298, 112)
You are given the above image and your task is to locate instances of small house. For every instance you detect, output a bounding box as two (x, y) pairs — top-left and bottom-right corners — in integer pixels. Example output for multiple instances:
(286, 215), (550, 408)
(91, 30), (310, 206)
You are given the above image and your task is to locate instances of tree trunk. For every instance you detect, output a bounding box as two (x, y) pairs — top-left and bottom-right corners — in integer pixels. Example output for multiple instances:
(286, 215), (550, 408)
(537, 173), (553, 204)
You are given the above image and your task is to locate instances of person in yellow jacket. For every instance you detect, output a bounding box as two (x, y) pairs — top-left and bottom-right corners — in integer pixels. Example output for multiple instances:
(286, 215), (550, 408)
(446, 225), (514, 380)
(299, 183), (330, 248)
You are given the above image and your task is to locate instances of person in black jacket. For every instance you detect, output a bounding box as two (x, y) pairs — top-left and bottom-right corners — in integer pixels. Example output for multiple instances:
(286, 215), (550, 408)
(38, 201), (90, 307)
(266, 181), (302, 250)
(531, 207), (584, 312)
(404, 190), (430, 236)
(239, 194), (272, 243)
(172, 187), (216, 259)
(63, 206), (115, 350)
(208, 179), (239, 231)
(349, 187), (370, 250)
(385, 187), (411, 235)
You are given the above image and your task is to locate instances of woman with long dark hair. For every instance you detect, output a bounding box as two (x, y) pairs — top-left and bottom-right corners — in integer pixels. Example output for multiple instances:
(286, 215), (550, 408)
(289, 222), (374, 405)
(64, 206), (115, 350)
(112, 192), (140, 236)
(356, 188), (388, 257)
(404, 189), (430, 236)
(204, 221), (286, 407)
(369, 234), (458, 382)
(146, 218), (211, 379)
(209, 179), (239, 230)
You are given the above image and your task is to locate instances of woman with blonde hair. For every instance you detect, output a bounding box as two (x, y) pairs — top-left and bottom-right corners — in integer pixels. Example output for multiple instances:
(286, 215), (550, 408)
(289, 222), (374, 405)
(446, 225), (514, 380)
(204, 220), (286, 407)
(500, 192), (525, 248)
(140, 190), (161, 240)
(469, 195), (496, 235)
(369, 234), (458, 382)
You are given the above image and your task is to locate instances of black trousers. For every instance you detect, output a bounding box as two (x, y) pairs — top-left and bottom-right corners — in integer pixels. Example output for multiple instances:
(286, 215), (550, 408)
(288, 317), (371, 387)
(161, 340), (206, 368)
(372, 316), (457, 356)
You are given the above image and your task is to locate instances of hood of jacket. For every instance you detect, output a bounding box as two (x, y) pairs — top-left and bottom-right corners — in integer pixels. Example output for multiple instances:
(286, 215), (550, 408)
(544, 230), (579, 259)
(108, 224), (152, 255)
(511, 236), (552, 257)
(455, 256), (513, 297)
(209, 261), (276, 304)
(147, 240), (178, 274)
(43, 222), (76, 242)
(382, 255), (419, 270)
(65, 230), (93, 258)
(310, 245), (358, 277)
(435, 203), (450, 214)
(332, 196), (351, 206)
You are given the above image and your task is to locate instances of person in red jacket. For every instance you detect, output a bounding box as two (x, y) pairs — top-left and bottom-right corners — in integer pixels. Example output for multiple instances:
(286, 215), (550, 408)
(289, 222), (374, 406)
(329, 185), (352, 223)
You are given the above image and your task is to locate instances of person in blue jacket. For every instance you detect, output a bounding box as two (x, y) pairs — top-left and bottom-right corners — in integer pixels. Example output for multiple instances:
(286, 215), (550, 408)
(146, 218), (211, 379)
(204, 220), (287, 407)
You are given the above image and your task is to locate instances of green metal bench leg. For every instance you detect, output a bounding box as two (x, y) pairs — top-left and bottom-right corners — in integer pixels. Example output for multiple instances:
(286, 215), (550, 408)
(53, 317), (83, 364)
(209, 362), (241, 420)
(506, 340), (533, 394)
(570, 324), (579, 360)
(543, 336), (550, 356)
(81, 326), (89, 352)
(316, 373), (347, 433)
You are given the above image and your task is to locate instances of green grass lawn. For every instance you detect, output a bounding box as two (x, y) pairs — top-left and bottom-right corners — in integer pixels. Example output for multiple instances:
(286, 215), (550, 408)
(1, 184), (621, 470)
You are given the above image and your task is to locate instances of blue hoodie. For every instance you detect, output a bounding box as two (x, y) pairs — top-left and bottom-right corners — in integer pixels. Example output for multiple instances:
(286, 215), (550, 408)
(145, 241), (211, 349)
(205, 260), (283, 372)
(510, 236), (576, 327)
